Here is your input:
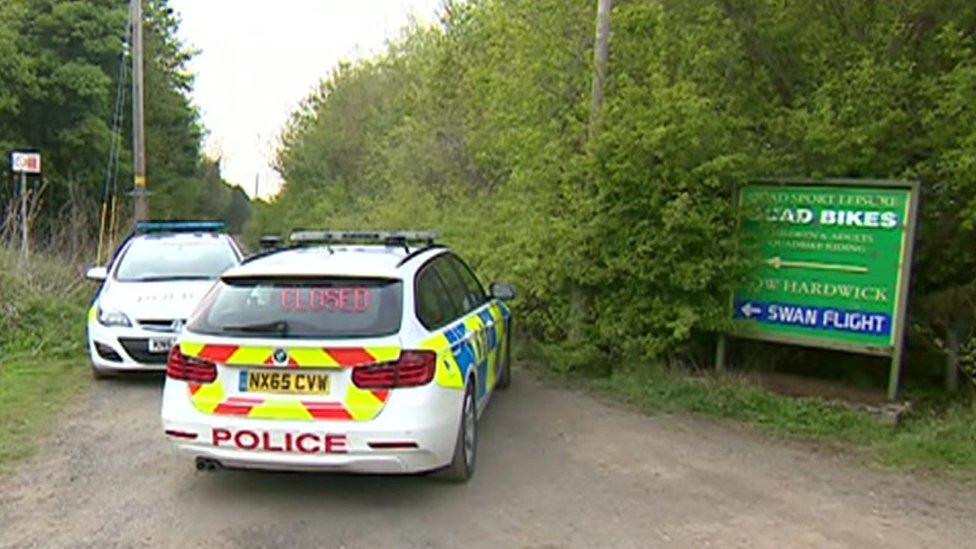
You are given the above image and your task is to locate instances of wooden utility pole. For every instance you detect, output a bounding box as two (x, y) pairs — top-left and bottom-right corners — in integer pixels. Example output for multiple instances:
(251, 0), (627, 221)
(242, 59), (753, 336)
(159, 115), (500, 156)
(590, 0), (613, 138)
(570, 0), (613, 344)
(131, 0), (149, 222)
(946, 328), (960, 392)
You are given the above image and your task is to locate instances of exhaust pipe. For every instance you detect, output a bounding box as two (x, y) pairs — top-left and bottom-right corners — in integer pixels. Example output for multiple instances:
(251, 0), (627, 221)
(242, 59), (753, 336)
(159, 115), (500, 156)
(195, 457), (223, 472)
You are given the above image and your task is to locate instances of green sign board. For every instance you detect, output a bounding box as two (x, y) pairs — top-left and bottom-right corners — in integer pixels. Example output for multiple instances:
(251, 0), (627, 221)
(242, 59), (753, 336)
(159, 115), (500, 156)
(730, 180), (920, 382)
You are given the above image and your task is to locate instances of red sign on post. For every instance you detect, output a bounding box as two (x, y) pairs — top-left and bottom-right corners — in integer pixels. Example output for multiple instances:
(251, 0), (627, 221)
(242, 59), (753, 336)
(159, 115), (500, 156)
(11, 151), (41, 174)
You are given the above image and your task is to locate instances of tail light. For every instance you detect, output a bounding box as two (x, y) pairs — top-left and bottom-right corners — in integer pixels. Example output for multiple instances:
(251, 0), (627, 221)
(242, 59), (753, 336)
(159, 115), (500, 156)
(167, 346), (217, 383)
(352, 350), (436, 389)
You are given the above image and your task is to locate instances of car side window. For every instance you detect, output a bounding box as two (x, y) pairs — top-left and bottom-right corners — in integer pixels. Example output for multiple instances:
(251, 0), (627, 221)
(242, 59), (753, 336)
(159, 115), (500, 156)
(446, 255), (488, 310)
(415, 262), (457, 329)
(432, 257), (472, 319)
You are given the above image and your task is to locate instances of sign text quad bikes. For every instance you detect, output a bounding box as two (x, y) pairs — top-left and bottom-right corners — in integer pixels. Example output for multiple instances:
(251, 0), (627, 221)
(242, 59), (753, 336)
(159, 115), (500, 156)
(730, 180), (920, 398)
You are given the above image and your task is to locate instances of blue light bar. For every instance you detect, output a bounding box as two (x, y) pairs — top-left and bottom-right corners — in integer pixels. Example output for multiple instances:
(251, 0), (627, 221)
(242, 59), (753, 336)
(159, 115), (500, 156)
(290, 230), (438, 245)
(135, 221), (226, 234)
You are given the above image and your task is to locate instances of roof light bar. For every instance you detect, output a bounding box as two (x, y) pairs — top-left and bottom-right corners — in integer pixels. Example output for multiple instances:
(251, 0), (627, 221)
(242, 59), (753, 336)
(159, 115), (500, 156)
(290, 230), (438, 246)
(259, 235), (283, 250)
(136, 221), (226, 234)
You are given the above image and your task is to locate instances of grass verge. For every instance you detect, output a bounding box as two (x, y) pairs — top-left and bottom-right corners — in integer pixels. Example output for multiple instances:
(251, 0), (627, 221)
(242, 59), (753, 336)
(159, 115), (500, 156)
(0, 359), (88, 469)
(0, 250), (90, 472)
(578, 369), (976, 477)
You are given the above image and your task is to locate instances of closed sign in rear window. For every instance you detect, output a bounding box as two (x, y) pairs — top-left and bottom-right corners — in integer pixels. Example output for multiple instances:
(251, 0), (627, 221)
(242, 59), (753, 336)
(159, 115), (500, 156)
(189, 278), (402, 338)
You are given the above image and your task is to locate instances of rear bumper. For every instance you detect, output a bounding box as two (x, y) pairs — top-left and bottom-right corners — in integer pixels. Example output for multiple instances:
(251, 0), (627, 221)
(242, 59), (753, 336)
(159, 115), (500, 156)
(160, 379), (463, 474)
(176, 441), (442, 474)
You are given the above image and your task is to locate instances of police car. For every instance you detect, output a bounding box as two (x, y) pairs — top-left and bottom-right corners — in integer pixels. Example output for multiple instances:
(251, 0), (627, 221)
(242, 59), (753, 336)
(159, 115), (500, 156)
(160, 231), (515, 481)
(86, 222), (243, 378)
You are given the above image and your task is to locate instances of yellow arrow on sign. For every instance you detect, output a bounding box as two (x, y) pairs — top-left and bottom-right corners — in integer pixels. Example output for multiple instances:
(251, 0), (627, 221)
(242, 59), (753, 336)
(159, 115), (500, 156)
(766, 256), (868, 274)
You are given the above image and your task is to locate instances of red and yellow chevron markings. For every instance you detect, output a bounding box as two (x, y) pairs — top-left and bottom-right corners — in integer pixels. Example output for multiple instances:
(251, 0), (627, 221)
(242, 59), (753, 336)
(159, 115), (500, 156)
(181, 343), (398, 422)
(213, 396), (262, 416)
(181, 343), (392, 369)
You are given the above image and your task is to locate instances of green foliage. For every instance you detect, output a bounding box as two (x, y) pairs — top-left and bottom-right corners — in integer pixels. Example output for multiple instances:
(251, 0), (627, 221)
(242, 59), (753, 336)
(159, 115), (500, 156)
(0, 0), (249, 247)
(0, 249), (89, 470)
(593, 369), (976, 474)
(251, 0), (976, 382)
(0, 250), (87, 359)
(0, 357), (84, 470)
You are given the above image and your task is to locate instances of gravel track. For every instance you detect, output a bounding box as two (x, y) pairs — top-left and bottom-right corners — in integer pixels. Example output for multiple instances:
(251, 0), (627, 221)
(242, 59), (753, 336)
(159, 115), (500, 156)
(1, 370), (974, 548)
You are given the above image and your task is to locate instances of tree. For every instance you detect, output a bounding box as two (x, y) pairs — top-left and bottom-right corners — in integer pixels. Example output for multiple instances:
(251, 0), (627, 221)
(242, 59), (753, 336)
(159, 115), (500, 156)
(0, 0), (250, 249)
(251, 0), (976, 388)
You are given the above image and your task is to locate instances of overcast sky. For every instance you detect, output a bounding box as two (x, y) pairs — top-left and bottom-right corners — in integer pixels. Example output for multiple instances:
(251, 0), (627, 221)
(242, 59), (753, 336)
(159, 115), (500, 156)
(169, 0), (444, 198)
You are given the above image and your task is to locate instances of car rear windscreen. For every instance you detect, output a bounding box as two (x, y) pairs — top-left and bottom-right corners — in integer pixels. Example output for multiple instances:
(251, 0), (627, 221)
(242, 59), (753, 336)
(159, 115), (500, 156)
(187, 278), (403, 339)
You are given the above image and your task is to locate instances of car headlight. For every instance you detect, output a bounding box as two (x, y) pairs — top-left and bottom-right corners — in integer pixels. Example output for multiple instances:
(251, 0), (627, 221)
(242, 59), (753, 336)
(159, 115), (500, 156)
(97, 308), (132, 327)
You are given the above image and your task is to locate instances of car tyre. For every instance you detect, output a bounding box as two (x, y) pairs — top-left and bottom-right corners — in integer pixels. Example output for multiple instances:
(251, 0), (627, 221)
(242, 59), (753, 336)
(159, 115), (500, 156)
(495, 336), (512, 390)
(91, 365), (115, 380)
(438, 380), (477, 482)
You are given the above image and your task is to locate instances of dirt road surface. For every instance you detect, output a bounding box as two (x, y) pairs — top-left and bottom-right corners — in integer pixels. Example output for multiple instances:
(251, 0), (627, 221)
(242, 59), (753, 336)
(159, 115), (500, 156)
(1, 370), (974, 548)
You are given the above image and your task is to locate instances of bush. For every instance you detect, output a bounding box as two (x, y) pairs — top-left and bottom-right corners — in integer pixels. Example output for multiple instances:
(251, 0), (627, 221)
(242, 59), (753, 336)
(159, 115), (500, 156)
(0, 248), (89, 469)
(249, 0), (976, 386)
(0, 249), (87, 361)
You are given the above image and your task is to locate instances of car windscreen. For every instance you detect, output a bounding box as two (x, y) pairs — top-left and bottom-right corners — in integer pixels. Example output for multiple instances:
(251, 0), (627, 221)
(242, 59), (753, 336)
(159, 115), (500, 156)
(187, 278), (403, 339)
(115, 237), (238, 282)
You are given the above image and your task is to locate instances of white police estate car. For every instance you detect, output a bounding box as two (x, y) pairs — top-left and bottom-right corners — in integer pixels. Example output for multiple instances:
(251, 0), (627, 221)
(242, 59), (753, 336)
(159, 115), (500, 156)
(161, 231), (515, 481)
(86, 222), (243, 378)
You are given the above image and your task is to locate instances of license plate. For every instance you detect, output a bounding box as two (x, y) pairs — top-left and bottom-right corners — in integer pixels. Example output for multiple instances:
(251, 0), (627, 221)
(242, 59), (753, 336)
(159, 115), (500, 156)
(148, 337), (175, 353)
(240, 370), (330, 395)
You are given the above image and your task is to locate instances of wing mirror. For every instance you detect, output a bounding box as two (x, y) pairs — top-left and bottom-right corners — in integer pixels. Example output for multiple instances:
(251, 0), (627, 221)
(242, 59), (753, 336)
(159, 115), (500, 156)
(85, 266), (108, 282)
(490, 282), (517, 301)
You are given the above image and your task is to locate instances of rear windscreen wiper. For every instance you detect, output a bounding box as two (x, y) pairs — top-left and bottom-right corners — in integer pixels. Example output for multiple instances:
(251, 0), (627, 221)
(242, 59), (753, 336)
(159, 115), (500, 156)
(222, 321), (289, 335)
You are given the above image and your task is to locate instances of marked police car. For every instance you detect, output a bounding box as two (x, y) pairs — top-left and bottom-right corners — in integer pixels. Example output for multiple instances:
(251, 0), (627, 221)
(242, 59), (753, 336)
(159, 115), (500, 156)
(161, 231), (516, 481)
(86, 222), (243, 378)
